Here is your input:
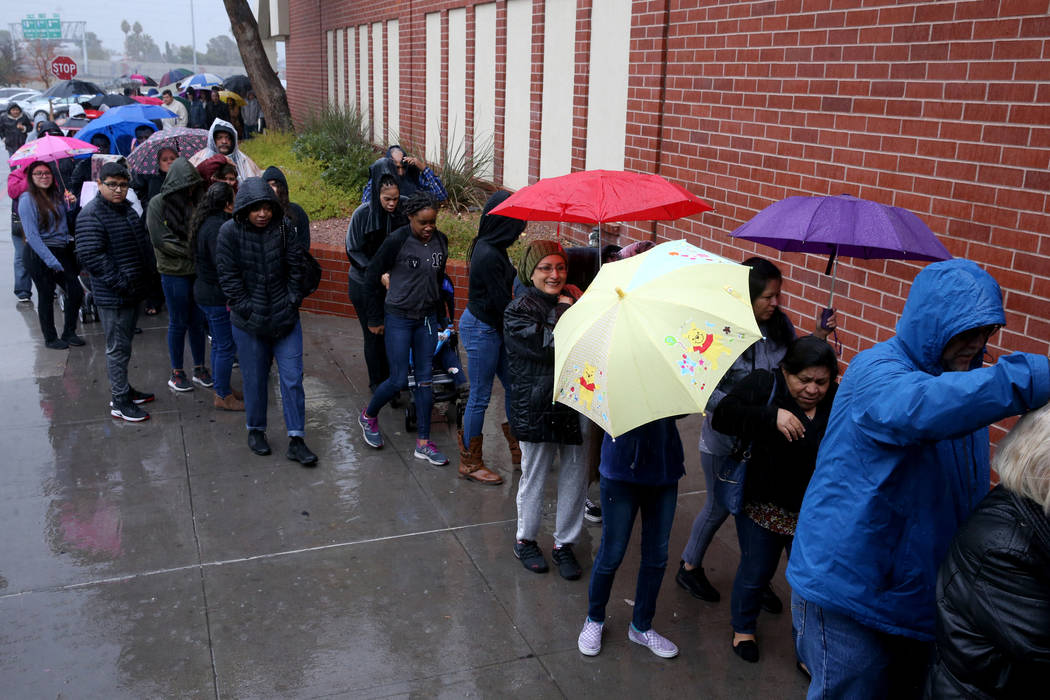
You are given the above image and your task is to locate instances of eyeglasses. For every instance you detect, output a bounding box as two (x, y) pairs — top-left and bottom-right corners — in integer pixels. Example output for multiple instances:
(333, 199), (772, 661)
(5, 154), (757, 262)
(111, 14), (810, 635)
(31, 170), (52, 178)
(534, 264), (567, 274)
(101, 181), (130, 191)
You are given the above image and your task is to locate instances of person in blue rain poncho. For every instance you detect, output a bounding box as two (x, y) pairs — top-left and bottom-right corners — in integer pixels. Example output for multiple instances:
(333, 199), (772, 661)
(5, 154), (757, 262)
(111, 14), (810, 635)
(787, 259), (1050, 699)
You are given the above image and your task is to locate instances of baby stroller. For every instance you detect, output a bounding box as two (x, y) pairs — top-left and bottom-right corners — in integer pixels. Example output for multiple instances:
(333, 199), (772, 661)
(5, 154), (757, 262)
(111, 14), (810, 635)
(403, 275), (468, 432)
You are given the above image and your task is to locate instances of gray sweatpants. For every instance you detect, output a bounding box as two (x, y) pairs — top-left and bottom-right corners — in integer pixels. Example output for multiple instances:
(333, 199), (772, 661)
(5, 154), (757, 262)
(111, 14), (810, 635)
(98, 305), (139, 398)
(516, 438), (587, 547)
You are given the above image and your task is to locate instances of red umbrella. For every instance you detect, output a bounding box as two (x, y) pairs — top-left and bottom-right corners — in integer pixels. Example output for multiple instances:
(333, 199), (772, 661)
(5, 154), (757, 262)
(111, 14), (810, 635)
(489, 169), (712, 224)
(131, 95), (163, 105)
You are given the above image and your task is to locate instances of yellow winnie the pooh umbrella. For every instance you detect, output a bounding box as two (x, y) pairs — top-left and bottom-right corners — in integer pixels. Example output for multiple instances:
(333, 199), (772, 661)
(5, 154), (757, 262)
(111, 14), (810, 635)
(553, 240), (762, 438)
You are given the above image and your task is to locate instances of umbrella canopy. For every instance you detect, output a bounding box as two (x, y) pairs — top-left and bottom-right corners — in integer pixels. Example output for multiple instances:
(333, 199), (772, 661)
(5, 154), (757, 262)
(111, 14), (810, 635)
(218, 90), (245, 107)
(108, 104), (177, 122)
(223, 75), (252, 97)
(183, 73), (224, 90)
(489, 169), (713, 224)
(77, 109), (157, 157)
(41, 79), (103, 98)
(8, 134), (98, 168)
(553, 240), (762, 437)
(129, 74), (157, 86)
(126, 127), (210, 175)
(130, 95), (164, 106)
(82, 94), (136, 109)
(159, 68), (193, 87)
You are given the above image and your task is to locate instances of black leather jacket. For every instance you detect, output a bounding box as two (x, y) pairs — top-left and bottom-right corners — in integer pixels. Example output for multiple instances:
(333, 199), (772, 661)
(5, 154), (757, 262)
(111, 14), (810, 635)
(504, 286), (581, 445)
(925, 486), (1050, 699)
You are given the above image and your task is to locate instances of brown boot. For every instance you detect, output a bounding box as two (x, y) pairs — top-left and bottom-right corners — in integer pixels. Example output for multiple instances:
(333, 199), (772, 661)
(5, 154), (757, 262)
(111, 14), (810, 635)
(502, 422), (522, 468)
(214, 392), (245, 411)
(458, 429), (503, 485)
(231, 388), (244, 401)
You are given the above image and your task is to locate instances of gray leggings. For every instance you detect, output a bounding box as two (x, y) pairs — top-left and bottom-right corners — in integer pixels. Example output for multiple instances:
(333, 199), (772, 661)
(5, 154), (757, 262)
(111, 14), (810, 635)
(516, 440), (587, 547)
(680, 451), (730, 566)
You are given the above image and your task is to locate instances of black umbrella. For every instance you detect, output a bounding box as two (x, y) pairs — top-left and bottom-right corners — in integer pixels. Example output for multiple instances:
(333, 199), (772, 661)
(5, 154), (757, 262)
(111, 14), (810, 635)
(223, 74), (252, 97)
(42, 79), (103, 98)
(83, 94), (137, 109)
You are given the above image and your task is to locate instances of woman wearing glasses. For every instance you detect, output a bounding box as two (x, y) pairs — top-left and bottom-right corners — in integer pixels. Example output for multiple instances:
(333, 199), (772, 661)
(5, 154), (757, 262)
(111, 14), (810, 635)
(18, 160), (84, 349)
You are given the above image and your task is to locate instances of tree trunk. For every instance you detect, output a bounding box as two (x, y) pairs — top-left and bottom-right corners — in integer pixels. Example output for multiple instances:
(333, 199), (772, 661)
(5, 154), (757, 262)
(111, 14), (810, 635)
(223, 0), (293, 132)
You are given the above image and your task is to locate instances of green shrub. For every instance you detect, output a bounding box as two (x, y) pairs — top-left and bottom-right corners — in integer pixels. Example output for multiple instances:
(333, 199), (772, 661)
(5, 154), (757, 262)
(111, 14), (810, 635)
(292, 106), (377, 192)
(430, 131), (494, 213)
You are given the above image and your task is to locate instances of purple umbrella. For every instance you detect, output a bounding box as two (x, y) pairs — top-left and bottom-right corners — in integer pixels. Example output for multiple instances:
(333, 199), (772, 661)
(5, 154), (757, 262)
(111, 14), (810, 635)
(729, 194), (952, 307)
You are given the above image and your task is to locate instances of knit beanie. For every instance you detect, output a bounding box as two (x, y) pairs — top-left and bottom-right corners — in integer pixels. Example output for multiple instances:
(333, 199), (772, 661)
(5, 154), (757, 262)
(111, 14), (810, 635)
(518, 239), (567, 286)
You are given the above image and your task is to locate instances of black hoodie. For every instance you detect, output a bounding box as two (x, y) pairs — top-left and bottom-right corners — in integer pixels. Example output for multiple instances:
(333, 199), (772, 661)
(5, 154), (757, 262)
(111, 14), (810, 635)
(345, 158), (407, 284)
(465, 190), (525, 333)
(216, 178), (304, 339)
(0, 106), (32, 152)
(261, 165), (310, 250)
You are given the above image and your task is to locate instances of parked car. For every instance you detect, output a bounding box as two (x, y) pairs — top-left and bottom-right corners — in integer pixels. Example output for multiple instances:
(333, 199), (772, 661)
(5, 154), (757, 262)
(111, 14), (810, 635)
(21, 93), (95, 122)
(0, 87), (40, 112)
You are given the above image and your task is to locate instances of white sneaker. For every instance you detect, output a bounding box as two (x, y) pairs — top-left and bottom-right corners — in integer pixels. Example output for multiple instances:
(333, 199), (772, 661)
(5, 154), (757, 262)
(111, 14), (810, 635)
(628, 624), (679, 658)
(578, 618), (604, 656)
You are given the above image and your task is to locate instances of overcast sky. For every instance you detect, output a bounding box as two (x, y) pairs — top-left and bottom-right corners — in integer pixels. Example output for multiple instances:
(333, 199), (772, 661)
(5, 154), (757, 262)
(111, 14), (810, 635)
(14, 2), (234, 54)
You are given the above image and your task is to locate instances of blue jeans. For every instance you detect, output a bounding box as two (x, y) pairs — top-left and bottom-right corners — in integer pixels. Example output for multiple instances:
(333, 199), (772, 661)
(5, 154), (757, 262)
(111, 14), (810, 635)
(731, 513), (792, 634)
(12, 234), (32, 297)
(459, 308), (510, 447)
(366, 312), (437, 439)
(792, 593), (933, 700)
(199, 304), (235, 398)
(160, 274), (207, 370)
(587, 476), (678, 632)
(232, 320), (305, 436)
(681, 451), (730, 566)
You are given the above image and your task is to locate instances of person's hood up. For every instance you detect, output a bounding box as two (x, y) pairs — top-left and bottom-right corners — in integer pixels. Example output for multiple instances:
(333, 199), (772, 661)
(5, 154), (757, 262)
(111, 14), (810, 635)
(362, 158), (404, 233)
(476, 190), (525, 249)
(37, 120), (63, 136)
(160, 156), (204, 196)
(262, 165), (287, 188)
(196, 154), (232, 183)
(895, 259), (1005, 375)
(206, 118), (239, 155)
(233, 177), (283, 221)
(6, 104), (23, 115)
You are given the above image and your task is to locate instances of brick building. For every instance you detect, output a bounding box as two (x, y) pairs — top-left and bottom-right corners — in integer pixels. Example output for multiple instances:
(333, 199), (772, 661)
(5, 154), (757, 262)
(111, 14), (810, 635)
(286, 0), (1050, 393)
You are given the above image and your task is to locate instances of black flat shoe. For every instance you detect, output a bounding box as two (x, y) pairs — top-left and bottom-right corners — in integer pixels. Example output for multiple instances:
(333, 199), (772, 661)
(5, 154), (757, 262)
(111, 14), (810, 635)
(286, 436), (318, 466)
(248, 429), (271, 456)
(675, 561), (720, 602)
(62, 334), (85, 346)
(45, 338), (69, 350)
(732, 639), (759, 663)
(760, 585), (783, 614)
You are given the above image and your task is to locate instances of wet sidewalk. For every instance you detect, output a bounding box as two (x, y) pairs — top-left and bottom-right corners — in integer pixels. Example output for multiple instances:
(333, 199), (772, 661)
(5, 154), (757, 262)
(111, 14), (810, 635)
(0, 185), (807, 698)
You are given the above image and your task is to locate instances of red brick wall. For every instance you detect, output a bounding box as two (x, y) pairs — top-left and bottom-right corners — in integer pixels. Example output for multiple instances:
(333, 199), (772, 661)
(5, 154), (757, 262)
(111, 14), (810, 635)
(289, 0), (1050, 426)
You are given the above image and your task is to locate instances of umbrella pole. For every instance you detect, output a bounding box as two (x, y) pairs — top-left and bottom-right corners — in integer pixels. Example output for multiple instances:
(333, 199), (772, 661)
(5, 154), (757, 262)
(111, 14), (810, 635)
(828, 257), (838, 308)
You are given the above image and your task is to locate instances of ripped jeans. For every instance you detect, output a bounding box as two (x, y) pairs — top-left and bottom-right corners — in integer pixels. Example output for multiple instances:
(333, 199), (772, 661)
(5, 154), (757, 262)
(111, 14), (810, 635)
(365, 312), (438, 439)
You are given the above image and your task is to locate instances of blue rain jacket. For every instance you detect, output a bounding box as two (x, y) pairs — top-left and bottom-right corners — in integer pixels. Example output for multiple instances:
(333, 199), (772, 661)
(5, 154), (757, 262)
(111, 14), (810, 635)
(786, 259), (1050, 641)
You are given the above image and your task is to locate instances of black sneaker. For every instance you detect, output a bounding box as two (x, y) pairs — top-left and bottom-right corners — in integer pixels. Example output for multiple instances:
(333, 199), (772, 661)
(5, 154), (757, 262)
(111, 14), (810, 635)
(110, 395), (150, 422)
(514, 539), (549, 574)
(552, 544), (582, 580)
(248, 429), (271, 455)
(675, 561), (721, 602)
(192, 365), (214, 388)
(287, 436), (318, 466)
(45, 338), (69, 350)
(584, 499), (602, 523)
(168, 370), (193, 392)
(761, 585), (783, 614)
(127, 387), (155, 404)
(62, 333), (86, 346)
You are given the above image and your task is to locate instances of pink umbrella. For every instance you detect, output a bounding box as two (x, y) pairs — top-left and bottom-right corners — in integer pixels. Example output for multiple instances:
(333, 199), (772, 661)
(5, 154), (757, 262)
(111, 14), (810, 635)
(131, 95), (163, 105)
(8, 134), (98, 168)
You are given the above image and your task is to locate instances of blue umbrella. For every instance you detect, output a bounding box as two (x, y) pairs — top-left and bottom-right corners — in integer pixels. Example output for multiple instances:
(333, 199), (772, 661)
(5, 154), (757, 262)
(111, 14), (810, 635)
(106, 103), (177, 122)
(182, 73), (224, 89)
(77, 110), (158, 157)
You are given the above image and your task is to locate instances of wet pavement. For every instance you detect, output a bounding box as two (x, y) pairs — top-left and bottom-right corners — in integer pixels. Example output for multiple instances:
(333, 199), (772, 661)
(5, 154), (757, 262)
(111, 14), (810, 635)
(0, 175), (808, 698)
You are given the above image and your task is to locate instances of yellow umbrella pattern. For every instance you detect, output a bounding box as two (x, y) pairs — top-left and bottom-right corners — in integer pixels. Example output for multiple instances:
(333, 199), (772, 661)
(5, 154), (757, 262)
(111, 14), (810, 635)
(553, 240), (762, 438)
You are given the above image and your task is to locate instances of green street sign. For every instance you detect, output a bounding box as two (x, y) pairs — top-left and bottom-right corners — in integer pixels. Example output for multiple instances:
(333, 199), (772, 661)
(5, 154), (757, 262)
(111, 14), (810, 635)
(22, 13), (61, 40)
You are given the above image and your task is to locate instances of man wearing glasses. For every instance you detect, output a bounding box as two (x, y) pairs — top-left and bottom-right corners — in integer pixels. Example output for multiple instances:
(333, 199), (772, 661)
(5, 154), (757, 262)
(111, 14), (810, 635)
(75, 162), (158, 422)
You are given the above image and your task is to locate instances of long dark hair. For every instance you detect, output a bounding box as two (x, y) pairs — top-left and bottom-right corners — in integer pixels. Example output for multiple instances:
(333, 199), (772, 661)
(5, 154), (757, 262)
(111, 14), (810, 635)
(744, 256), (793, 346)
(188, 182), (234, 250)
(26, 161), (61, 230)
(782, 336), (839, 383)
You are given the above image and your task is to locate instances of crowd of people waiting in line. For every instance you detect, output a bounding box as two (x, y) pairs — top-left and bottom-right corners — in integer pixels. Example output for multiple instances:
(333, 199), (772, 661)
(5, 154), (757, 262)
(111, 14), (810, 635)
(5, 116), (1049, 696)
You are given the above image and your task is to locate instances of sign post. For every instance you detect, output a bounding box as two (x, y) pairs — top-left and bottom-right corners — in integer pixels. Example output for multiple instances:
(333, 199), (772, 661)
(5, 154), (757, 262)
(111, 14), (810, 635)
(50, 56), (78, 81)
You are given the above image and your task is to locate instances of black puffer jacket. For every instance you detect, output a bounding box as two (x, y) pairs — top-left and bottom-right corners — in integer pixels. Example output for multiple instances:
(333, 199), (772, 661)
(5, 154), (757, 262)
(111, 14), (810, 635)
(216, 178), (304, 339)
(193, 212), (230, 307)
(504, 286), (581, 445)
(926, 486), (1050, 699)
(74, 194), (156, 308)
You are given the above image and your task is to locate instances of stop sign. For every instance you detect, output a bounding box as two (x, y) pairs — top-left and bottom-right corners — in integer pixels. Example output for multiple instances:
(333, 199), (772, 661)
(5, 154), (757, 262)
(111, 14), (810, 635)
(50, 56), (78, 80)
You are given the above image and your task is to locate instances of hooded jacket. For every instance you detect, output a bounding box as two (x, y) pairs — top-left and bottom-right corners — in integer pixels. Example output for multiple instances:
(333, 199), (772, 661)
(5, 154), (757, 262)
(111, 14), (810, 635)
(0, 106), (33, 152)
(216, 178), (304, 339)
(193, 211), (232, 307)
(188, 119), (261, 180)
(262, 165), (310, 250)
(786, 259), (1050, 641)
(74, 192), (155, 308)
(466, 190), (524, 333)
(926, 486), (1050, 698)
(346, 159), (407, 285)
(146, 157), (202, 276)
